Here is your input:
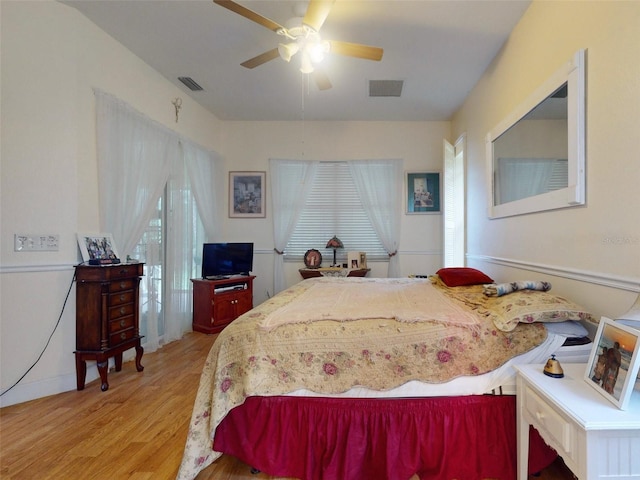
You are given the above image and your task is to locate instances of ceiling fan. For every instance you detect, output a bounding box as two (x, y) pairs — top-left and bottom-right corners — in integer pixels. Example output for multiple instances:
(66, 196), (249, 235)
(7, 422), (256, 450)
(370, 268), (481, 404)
(213, 0), (384, 90)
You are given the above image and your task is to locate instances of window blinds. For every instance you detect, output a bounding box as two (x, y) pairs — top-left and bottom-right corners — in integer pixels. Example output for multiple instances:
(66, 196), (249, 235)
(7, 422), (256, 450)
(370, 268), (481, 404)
(285, 162), (387, 262)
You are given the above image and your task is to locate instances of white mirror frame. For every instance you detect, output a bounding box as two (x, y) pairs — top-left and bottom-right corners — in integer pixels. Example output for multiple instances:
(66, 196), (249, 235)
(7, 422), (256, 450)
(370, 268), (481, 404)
(486, 49), (586, 219)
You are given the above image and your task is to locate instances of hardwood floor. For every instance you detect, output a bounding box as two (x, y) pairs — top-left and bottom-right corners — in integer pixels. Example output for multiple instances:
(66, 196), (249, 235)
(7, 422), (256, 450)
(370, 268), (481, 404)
(0, 332), (575, 480)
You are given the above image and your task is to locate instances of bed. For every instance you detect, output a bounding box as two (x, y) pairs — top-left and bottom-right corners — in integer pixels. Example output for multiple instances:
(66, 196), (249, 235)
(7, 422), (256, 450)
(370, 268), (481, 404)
(177, 269), (595, 480)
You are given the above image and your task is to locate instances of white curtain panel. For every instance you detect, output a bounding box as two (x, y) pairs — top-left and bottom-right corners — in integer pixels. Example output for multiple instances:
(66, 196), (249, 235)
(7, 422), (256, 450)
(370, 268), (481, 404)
(164, 158), (197, 343)
(348, 159), (403, 277)
(95, 90), (222, 350)
(183, 141), (222, 241)
(164, 141), (222, 343)
(269, 159), (319, 293)
(95, 89), (175, 256)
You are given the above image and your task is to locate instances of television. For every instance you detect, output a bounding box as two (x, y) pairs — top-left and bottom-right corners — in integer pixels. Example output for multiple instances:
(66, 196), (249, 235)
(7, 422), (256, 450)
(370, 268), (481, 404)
(201, 242), (254, 279)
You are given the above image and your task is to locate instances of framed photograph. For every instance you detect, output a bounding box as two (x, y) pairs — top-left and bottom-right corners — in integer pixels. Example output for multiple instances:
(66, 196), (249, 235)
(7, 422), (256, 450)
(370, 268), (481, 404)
(347, 251), (367, 269)
(77, 233), (120, 263)
(406, 172), (441, 214)
(303, 249), (322, 268)
(229, 171), (266, 218)
(584, 317), (640, 410)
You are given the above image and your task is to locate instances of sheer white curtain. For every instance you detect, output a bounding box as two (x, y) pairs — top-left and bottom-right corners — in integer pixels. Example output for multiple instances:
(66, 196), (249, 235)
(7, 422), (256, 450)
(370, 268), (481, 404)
(269, 159), (319, 293)
(95, 90), (221, 351)
(348, 159), (403, 277)
(183, 142), (222, 240)
(163, 159), (199, 343)
(95, 90), (175, 256)
(163, 141), (222, 343)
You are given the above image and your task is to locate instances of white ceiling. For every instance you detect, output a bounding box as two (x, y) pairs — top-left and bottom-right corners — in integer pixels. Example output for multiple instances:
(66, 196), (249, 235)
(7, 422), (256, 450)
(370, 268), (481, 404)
(61, 0), (531, 121)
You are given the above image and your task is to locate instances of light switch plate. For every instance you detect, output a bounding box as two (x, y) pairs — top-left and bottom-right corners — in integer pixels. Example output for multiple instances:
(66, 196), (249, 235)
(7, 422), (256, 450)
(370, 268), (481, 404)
(14, 234), (60, 251)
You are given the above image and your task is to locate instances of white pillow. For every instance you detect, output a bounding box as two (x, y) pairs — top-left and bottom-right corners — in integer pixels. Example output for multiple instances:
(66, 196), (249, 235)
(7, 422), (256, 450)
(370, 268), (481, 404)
(545, 320), (589, 337)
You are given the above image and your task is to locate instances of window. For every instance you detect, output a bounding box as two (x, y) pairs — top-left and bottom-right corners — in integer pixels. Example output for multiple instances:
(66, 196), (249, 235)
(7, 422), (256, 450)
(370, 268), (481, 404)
(131, 196), (164, 340)
(131, 184), (206, 347)
(95, 89), (220, 352)
(285, 162), (387, 263)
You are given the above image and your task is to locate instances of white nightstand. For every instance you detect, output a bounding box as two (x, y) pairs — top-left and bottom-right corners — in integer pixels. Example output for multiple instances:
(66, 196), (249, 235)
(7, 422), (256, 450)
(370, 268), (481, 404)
(515, 363), (640, 480)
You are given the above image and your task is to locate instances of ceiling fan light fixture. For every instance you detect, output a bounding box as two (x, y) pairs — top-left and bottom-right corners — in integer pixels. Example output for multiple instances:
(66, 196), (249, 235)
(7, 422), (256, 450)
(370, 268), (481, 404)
(278, 42), (299, 62)
(213, 0), (384, 89)
(299, 52), (314, 74)
(307, 40), (330, 64)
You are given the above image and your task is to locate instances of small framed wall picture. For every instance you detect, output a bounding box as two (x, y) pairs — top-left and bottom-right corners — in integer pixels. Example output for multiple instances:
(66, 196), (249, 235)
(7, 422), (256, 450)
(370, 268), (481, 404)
(406, 172), (441, 214)
(77, 233), (120, 264)
(229, 171), (266, 218)
(584, 316), (640, 410)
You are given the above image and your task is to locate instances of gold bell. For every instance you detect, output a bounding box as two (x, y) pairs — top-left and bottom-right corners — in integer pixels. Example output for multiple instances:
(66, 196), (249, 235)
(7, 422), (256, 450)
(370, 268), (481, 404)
(543, 354), (564, 378)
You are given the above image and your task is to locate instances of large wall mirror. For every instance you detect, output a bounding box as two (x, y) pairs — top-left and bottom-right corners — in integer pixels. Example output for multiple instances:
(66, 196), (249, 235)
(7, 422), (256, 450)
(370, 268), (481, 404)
(486, 49), (586, 218)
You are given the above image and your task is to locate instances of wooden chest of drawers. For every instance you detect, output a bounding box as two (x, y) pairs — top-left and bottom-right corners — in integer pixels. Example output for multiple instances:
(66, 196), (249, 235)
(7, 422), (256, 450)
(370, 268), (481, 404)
(74, 263), (144, 391)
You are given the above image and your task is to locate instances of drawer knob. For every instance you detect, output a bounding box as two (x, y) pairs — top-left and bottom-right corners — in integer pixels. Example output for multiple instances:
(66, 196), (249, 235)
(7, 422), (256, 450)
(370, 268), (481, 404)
(120, 332), (126, 340)
(120, 282), (126, 289)
(120, 294), (126, 302)
(120, 307), (126, 315)
(120, 319), (126, 327)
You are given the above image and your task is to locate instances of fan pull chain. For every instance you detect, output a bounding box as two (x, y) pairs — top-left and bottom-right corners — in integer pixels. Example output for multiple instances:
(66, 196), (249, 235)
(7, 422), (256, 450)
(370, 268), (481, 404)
(301, 72), (306, 159)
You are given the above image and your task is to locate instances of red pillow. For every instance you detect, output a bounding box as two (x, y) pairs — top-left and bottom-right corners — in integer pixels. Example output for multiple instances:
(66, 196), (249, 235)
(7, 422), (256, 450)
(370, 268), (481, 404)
(436, 267), (493, 287)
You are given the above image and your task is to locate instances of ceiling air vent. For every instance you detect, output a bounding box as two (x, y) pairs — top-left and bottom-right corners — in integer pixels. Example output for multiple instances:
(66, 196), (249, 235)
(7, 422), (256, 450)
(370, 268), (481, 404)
(369, 80), (403, 97)
(178, 76), (203, 91)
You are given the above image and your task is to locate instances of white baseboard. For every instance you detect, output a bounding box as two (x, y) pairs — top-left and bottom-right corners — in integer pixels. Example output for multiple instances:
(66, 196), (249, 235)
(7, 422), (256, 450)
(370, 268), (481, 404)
(0, 342), (153, 407)
(0, 366), (100, 408)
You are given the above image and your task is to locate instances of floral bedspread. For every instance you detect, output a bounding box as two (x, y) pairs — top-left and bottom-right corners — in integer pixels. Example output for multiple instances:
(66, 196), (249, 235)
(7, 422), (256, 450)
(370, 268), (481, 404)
(176, 277), (547, 480)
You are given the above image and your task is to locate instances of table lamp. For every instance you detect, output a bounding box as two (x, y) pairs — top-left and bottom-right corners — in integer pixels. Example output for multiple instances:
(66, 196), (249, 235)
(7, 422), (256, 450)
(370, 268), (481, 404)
(325, 236), (343, 267)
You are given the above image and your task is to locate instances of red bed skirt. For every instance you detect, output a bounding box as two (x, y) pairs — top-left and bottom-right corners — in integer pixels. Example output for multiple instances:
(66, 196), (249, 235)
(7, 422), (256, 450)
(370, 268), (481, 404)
(214, 395), (556, 480)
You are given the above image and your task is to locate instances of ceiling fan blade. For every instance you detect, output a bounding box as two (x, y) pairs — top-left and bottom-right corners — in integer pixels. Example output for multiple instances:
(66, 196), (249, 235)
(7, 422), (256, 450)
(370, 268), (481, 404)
(329, 40), (383, 61)
(303, 0), (335, 32)
(241, 48), (280, 69)
(312, 69), (332, 91)
(213, 0), (284, 33)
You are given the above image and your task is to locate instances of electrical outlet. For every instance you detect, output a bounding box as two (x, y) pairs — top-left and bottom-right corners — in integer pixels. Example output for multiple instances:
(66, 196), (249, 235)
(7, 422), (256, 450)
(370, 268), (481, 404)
(14, 234), (60, 251)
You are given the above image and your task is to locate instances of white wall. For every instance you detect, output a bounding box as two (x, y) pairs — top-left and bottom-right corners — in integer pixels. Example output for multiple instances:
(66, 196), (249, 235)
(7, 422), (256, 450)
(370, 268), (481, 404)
(452, 1), (640, 324)
(219, 120), (450, 303)
(0, 0), (222, 407)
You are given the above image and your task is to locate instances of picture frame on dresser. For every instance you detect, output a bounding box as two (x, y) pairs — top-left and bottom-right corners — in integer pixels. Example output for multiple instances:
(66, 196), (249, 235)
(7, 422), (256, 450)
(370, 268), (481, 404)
(77, 233), (120, 263)
(584, 316), (640, 410)
(303, 249), (322, 269)
(347, 251), (366, 269)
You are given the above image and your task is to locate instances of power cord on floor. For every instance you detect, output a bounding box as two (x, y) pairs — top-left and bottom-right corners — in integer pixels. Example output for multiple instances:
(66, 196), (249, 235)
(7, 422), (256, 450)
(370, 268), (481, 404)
(0, 269), (77, 397)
